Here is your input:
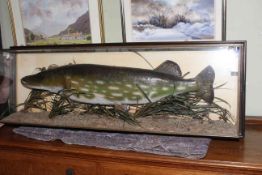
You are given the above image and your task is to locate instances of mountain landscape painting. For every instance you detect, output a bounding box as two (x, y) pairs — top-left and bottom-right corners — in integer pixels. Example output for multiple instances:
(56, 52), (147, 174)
(19, 0), (92, 45)
(130, 0), (219, 41)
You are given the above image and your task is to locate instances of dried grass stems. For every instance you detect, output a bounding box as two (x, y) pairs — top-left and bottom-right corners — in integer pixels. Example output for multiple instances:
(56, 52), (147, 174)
(134, 92), (233, 123)
(22, 88), (233, 126)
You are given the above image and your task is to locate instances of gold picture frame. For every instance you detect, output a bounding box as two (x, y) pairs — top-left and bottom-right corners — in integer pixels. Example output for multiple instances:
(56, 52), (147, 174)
(8, 0), (103, 46)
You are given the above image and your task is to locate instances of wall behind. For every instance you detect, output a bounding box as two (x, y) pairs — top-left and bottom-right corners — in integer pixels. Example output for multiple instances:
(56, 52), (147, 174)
(0, 0), (14, 48)
(227, 0), (262, 116)
(1, 0), (261, 116)
(102, 0), (123, 42)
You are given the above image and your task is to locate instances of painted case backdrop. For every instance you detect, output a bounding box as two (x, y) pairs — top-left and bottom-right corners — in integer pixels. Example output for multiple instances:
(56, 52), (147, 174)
(123, 0), (222, 41)
(19, 0), (92, 45)
(16, 49), (239, 119)
(0, 43), (244, 138)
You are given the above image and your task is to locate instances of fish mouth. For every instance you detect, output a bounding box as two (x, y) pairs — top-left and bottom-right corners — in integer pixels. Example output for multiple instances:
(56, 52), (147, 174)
(21, 76), (30, 87)
(21, 75), (38, 89)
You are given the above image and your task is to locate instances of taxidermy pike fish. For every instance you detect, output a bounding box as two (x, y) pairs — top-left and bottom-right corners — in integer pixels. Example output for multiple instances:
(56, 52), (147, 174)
(21, 61), (215, 105)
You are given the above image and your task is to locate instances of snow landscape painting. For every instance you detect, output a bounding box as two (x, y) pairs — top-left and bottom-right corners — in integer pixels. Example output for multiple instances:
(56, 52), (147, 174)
(19, 0), (92, 45)
(124, 0), (222, 42)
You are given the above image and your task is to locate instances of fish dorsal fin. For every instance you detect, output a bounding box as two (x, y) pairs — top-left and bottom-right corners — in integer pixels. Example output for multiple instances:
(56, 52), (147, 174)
(154, 60), (182, 77)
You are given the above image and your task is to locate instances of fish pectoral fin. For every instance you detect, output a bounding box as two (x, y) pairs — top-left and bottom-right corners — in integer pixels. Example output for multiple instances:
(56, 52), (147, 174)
(69, 92), (95, 103)
(154, 60), (182, 77)
(58, 89), (87, 101)
(114, 103), (130, 112)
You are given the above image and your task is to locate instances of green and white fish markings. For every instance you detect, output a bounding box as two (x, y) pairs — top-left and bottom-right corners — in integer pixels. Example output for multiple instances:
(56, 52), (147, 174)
(21, 61), (215, 105)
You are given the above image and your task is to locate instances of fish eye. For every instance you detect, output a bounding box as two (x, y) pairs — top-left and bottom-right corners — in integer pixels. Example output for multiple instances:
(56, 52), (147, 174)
(35, 73), (45, 81)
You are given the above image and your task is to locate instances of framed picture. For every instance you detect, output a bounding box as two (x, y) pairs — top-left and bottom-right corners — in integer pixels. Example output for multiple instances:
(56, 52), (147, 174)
(0, 51), (16, 119)
(121, 0), (226, 42)
(2, 41), (245, 138)
(8, 0), (102, 46)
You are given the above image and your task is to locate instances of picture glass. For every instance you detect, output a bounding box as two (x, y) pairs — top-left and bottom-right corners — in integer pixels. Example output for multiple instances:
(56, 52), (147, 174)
(123, 0), (223, 42)
(18, 0), (93, 45)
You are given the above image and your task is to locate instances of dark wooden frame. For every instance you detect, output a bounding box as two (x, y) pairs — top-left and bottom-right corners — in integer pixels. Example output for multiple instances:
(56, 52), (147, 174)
(4, 41), (246, 138)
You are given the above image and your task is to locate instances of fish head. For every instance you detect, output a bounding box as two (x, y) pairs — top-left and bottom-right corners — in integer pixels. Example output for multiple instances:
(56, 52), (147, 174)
(21, 71), (64, 92)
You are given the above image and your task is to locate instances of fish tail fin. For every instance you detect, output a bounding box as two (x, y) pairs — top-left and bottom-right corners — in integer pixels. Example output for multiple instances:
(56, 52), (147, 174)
(195, 66), (215, 103)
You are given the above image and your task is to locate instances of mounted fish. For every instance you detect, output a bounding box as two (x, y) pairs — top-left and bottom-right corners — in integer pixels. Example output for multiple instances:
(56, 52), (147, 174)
(1, 42), (246, 138)
(21, 61), (215, 105)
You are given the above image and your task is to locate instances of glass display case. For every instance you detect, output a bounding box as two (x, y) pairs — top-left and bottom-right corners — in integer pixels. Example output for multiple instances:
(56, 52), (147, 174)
(0, 41), (246, 138)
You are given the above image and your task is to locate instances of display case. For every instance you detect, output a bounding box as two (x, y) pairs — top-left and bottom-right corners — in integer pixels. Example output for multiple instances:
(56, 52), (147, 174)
(0, 41), (246, 138)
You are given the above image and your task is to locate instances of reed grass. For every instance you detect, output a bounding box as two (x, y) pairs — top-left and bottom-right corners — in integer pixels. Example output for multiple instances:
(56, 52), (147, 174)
(22, 88), (233, 126)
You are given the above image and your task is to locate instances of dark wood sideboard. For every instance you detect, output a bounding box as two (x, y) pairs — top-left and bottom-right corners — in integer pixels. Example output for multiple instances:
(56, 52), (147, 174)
(0, 117), (262, 175)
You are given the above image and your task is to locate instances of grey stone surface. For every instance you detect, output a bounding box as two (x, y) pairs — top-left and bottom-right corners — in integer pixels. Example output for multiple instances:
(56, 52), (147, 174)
(13, 126), (211, 159)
